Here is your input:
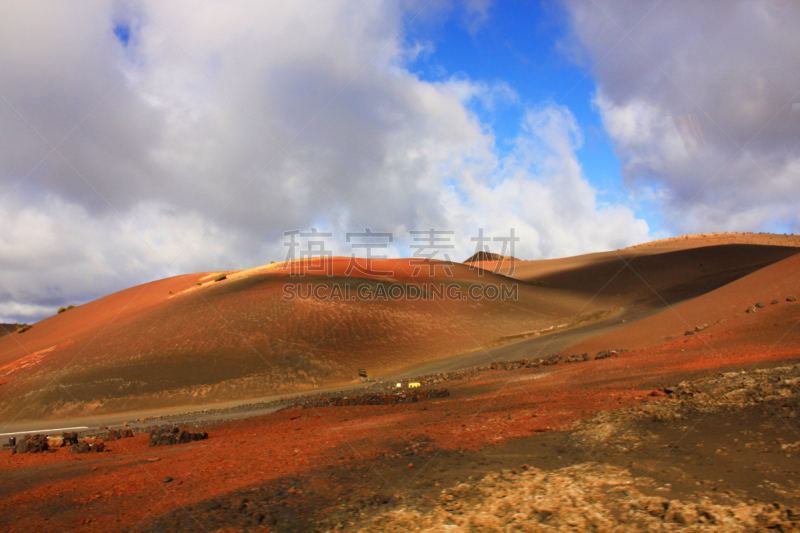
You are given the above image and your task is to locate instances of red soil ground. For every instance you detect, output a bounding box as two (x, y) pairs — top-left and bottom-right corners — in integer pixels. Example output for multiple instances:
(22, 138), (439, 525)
(2, 290), (799, 531)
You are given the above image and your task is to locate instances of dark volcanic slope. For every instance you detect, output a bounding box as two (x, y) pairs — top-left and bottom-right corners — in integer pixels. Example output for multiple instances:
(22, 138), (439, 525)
(507, 244), (800, 308)
(570, 250), (800, 355)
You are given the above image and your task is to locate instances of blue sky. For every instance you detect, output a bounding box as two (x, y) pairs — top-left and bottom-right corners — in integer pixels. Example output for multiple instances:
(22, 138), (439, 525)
(406, 1), (649, 227)
(113, 23), (131, 46)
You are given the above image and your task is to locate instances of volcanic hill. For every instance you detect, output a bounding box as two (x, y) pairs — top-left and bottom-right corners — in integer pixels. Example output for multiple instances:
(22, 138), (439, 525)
(1, 232), (798, 423)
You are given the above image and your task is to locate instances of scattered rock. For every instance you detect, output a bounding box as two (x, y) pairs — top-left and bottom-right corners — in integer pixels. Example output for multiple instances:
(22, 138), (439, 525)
(695, 324), (709, 332)
(564, 353), (590, 363)
(13, 434), (48, 454)
(788, 294), (797, 302)
(755, 302), (765, 308)
(149, 427), (208, 446)
(62, 432), (79, 446)
(303, 389), (450, 408)
(746, 306), (757, 313)
(541, 354), (562, 365)
(772, 299), (780, 305)
(164, 476), (173, 483)
(70, 441), (105, 454)
(685, 330), (695, 336)
(100, 428), (134, 441)
(594, 350), (622, 360)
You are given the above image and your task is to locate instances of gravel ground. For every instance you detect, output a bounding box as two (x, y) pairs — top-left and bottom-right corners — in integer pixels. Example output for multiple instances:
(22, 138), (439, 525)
(350, 364), (800, 532)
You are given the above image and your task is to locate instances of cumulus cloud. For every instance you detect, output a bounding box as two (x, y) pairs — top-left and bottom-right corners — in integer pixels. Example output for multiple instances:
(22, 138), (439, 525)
(0, 0), (649, 323)
(441, 104), (649, 260)
(561, 0), (800, 233)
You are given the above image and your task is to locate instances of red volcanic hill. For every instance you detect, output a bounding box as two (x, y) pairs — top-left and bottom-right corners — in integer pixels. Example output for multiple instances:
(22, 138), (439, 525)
(1, 233), (798, 423)
(0, 258), (604, 422)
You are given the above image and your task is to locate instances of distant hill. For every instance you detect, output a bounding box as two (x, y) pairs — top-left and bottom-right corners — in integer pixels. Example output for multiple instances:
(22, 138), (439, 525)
(463, 251), (518, 263)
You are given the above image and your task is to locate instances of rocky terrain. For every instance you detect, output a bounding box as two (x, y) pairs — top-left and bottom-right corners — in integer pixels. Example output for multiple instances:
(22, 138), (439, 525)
(357, 463), (799, 532)
(350, 364), (800, 532)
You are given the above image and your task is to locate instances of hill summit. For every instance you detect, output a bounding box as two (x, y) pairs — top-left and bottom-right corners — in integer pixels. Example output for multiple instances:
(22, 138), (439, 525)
(463, 251), (518, 263)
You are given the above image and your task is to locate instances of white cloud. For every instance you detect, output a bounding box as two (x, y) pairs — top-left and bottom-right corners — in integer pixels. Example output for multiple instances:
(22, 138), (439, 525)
(441, 104), (649, 260)
(0, 1), (650, 323)
(563, 0), (800, 234)
(0, 194), (239, 322)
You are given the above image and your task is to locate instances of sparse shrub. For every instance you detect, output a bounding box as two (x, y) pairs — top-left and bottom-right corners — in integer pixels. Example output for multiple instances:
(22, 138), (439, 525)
(169, 291), (173, 294)
(67, 305), (74, 309)
(528, 280), (546, 286)
(16, 325), (32, 334)
(57, 307), (66, 314)
(271, 261), (275, 264)
(214, 274), (227, 282)
(197, 282), (202, 286)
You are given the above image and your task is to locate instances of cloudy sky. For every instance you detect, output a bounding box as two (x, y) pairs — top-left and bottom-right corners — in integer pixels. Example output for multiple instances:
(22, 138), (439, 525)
(1, 0), (798, 323)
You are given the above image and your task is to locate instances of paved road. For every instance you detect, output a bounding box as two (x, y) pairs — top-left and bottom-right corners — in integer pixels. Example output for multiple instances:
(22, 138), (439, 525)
(388, 301), (662, 378)
(0, 381), (382, 438)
